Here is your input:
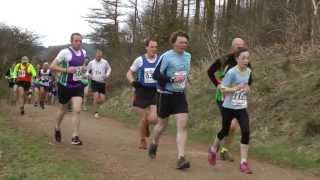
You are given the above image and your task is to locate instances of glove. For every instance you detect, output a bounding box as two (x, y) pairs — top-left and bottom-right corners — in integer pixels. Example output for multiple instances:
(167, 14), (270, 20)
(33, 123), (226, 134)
(131, 81), (142, 89)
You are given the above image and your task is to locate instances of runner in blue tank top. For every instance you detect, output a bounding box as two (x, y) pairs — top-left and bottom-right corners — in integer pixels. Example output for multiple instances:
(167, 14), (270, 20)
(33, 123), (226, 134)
(50, 33), (87, 146)
(127, 38), (159, 150)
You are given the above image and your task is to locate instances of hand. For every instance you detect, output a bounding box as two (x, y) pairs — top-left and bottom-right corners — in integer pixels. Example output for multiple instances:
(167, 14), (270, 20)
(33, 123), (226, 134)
(66, 67), (77, 74)
(242, 85), (250, 93)
(131, 81), (142, 89)
(174, 74), (185, 83)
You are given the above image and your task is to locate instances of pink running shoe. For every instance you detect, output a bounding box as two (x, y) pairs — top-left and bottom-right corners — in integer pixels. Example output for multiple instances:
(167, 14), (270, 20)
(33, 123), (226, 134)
(208, 147), (217, 166)
(240, 162), (253, 174)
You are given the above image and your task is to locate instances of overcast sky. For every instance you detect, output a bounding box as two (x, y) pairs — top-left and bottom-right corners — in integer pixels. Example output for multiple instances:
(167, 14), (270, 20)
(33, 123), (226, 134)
(0, 0), (102, 47)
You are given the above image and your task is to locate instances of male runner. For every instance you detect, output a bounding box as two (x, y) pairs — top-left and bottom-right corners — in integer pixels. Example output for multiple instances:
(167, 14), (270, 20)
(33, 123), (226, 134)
(149, 31), (191, 170)
(13, 56), (37, 115)
(50, 33), (87, 145)
(126, 38), (159, 149)
(87, 50), (111, 118)
(38, 62), (54, 109)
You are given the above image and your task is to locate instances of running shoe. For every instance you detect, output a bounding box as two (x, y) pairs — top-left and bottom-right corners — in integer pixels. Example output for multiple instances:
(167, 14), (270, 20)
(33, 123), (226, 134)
(20, 107), (24, 115)
(139, 138), (147, 150)
(71, 136), (83, 146)
(220, 149), (234, 162)
(148, 143), (158, 159)
(40, 101), (45, 109)
(54, 128), (62, 142)
(240, 162), (253, 174)
(68, 103), (72, 112)
(94, 112), (100, 119)
(208, 147), (217, 166)
(176, 156), (191, 170)
(82, 106), (88, 111)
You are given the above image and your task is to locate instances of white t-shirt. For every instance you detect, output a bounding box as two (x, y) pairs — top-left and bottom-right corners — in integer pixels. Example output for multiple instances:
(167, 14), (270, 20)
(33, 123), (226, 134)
(87, 59), (111, 83)
(130, 55), (158, 72)
(55, 47), (87, 64)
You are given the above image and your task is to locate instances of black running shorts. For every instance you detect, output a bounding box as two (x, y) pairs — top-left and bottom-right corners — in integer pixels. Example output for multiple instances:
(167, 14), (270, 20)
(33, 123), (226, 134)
(58, 83), (84, 105)
(91, 80), (106, 94)
(133, 87), (157, 109)
(16, 81), (31, 92)
(156, 92), (188, 119)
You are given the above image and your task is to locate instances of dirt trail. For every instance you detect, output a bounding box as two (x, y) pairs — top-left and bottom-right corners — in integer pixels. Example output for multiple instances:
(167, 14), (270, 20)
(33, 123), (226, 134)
(4, 104), (318, 180)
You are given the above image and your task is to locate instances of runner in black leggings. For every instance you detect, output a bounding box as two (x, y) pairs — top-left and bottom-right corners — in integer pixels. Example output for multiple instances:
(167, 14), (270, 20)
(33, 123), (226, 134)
(208, 47), (253, 174)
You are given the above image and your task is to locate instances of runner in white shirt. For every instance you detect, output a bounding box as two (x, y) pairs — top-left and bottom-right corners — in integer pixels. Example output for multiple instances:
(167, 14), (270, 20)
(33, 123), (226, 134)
(87, 50), (111, 118)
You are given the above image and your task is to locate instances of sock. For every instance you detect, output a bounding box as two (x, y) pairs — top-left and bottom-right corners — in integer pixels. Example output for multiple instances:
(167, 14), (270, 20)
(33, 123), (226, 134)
(221, 147), (229, 153)
(241, 158), (247, 164)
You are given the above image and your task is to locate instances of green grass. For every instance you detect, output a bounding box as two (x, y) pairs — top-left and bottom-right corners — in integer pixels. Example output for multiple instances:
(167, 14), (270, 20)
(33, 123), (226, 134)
(0, 112), (96, 180)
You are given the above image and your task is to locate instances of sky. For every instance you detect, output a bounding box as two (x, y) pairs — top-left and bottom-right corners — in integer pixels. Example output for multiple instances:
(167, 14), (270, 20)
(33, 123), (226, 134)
(0, 0), (102, 47)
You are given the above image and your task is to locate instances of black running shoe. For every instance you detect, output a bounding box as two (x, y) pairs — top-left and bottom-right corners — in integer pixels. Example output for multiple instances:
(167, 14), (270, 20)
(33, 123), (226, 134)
(148, 143), (158, 159)
(40, 101), (45, 109)
(176, 156), (191, 170)
(54, 128), (62, 142)
(68, 104), (72, 112)
(20, 107), (25, 115)
(71, 136), (83, 146)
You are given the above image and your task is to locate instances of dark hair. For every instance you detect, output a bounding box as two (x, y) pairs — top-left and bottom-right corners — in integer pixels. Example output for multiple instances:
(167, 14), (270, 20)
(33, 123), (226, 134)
(235, 47), (249, 58)
(70, 33), (82, 41)
(170, 31), (189, 44)
(145, 38), (157, 47)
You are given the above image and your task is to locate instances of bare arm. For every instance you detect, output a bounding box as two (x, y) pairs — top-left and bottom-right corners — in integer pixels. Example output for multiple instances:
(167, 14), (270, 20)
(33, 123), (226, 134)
(126, 69), (135, 84)
(50, 59), (67, 73)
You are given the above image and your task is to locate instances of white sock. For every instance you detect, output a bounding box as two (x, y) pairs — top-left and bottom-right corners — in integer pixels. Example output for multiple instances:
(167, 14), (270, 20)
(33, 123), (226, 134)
(241, 158), (247, 164)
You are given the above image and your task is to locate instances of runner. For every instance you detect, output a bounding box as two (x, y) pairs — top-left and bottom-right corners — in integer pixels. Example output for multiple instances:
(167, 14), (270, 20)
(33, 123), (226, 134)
(50, 33), (87, 145)
(12, 56), (37, 115)
(81, 57), (91, 111)
(208, 47), (253, 174)
(5, 62), (17, 105)
(87, 50), (111, 118)
(38, 62), (54, 109)
(149, 31), (191, 170)
(207, 38), (252, 161)
(126, 38), (159, 150)
(33, 64), (42, 107)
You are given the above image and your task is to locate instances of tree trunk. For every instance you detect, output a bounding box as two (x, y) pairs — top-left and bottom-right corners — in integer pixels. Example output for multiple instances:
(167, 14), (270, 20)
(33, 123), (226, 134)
(195, 0), (201, 25)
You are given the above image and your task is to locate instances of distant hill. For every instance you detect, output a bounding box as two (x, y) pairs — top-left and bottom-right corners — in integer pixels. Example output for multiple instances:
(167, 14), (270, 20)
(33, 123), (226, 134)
(35, 43), (96, 62)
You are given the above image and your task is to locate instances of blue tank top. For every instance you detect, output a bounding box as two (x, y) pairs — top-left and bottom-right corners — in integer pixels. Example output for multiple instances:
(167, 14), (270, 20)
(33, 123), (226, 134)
(137, 55), (159, 88)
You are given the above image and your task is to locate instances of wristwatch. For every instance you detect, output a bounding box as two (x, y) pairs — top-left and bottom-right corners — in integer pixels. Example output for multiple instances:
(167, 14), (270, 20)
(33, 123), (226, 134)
(170, 77), (175, 83)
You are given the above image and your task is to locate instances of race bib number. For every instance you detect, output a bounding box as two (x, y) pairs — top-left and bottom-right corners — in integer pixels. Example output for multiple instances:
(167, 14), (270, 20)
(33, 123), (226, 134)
(41, 76), (49, 82)
(231, 91), (247, 107)
(173, 71), (187, 89)
(93, 70), (106, 82)
(18, 70), (26, 78)
(144, 68), (156, 84)
(41, 81), (50, 87)
(73, 67), (83, 81)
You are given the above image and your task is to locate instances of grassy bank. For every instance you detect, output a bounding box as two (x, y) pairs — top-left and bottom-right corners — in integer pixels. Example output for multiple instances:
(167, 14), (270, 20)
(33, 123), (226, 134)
(0, 111), (98, 179)
(99, 50), (320, 175)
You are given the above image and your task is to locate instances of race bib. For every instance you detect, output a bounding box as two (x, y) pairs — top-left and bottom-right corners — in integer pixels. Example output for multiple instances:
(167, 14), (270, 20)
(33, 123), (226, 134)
(41, 81), (50, 87)
(18, 70), (26, 78)
(231, 91), (247, 107)
(173, 71), (187, 89)
(144, 68), (156, 84)
(73, 67), (83, 81)
(93, 70), (106, 82)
